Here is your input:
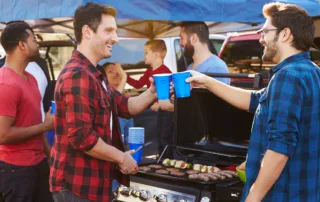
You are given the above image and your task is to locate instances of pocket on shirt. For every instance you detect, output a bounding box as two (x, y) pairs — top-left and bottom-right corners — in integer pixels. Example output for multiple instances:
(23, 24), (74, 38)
(96, 98), (112, 128)
(99, 98), (111, 109)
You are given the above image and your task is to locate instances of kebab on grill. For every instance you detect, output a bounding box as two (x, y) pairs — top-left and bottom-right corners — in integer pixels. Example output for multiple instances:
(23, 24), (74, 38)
(162, 158), (170, 166)
(193, 164), (202, 171)
(170, 159), (177, 167)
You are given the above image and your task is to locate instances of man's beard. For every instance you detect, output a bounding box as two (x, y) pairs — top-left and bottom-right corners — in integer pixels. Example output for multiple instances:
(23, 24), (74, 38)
(262, 35), (279, 62)
(183, 40), (195, 58)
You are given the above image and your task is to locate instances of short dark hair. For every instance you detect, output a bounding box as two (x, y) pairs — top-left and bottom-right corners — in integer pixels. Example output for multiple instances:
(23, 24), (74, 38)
(263, 2), (315, 51)
(180, 21), (209, 44)
(0, 21), (33, 53)
(102, 62), (114, 69)
(73, 2), (117, 44)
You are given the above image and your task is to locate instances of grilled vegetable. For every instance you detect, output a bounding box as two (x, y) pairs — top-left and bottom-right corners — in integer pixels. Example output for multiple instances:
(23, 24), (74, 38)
(187, 163), (193, 169)
(174, 160), (184, 168)
(170, 160), (177, 167)
(180, 162), (188, 169)
(162, 158), (170, 166)
(212, 166), (221, 172)
(193, 164), (202, 171)
(207, 166), (213, 173)
(201, 165), (208, 173)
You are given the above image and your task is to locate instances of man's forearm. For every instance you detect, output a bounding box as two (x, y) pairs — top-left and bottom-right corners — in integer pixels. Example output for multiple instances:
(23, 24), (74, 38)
(206, 78), (252, 111)
(116, 76), (127, 93)
(0, 123), (49, 144)
(43, 133), (51, 158)
(85, 138), (125, 164)
(246, 150), (288, 201)
(128, 89), (157, 115)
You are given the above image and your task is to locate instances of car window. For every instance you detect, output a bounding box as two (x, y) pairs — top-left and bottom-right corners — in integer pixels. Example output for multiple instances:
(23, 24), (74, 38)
(211, 39), (224, 54)
(220, 40), (272, 79)
(311, 37), (320, 66)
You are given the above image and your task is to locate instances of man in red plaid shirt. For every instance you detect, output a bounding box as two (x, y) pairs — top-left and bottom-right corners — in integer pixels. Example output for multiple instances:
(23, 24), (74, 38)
(49, 3), (158, 202)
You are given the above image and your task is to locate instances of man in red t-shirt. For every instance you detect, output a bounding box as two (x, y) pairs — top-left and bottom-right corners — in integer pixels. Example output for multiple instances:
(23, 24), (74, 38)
(0, 22), (54, 202)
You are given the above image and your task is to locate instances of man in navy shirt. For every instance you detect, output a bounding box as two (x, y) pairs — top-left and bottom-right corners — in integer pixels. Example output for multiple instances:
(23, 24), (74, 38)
(187, 2), (320, 202)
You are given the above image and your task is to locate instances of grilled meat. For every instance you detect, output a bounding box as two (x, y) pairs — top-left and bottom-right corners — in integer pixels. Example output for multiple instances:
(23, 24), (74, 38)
(170, 171), (185, 177)
(166, 168), (180, 172)
(186, 170), (200, 175)
(139, 166), (151, 172)
(148, 164), (163, 169)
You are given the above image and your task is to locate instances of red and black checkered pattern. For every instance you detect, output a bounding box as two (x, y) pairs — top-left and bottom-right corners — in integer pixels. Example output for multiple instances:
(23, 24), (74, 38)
(49, 51), (131, 201)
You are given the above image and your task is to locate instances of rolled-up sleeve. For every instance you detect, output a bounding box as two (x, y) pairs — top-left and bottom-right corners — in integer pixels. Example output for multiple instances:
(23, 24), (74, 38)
(266, 71), (302, 157)
(63, 71), (99, 151)
(249, 88), (266, 114)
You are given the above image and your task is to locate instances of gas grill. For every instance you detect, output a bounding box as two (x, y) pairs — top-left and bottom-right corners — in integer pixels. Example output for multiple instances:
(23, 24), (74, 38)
(116, 74), (262, 202)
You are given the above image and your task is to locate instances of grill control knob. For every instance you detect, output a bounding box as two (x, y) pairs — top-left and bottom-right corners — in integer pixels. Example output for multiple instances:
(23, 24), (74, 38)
(200, 197), (210, 202)
(154, 194), (167, 202)
(139, 190), (151, 201)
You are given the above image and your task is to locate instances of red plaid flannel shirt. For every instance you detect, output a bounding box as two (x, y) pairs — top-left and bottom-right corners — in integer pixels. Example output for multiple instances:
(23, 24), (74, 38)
(49, 51), (131, 201)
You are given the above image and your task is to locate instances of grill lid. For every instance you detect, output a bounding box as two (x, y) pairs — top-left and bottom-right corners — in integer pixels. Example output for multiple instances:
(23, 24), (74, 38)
(173, 88), (254, 165)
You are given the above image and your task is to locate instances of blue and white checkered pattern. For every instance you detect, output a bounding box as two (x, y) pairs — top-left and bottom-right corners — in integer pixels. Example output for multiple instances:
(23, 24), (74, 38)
(242, 52), (320, 202)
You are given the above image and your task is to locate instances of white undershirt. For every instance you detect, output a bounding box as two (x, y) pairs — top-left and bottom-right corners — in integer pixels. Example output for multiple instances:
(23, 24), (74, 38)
(102, 82), (113, 139)
(26, 62), (48, 121)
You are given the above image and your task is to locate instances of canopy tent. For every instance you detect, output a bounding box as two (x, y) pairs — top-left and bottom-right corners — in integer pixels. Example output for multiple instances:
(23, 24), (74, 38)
(0, 0), (320, 38)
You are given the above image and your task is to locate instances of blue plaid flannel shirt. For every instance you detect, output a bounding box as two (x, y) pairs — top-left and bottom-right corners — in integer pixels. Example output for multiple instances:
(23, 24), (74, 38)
(242, 52), (320, 202)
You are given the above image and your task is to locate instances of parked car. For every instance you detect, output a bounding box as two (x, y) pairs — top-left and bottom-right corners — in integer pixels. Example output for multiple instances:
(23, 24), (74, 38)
(219, 32), (320, 87)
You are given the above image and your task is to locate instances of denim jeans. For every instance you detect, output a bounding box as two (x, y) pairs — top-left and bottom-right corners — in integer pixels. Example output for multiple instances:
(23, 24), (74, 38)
(53, 190), (92, 202)
(0, 158), (53, 202)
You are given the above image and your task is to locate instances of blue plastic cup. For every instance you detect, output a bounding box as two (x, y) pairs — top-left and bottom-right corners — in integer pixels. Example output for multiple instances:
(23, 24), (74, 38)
(172, 71), (191, 98)
(128, 127), (144, 144)
(51, 101), (56, 115)
(153, 74), (172, 100)
(129, 143), (143, 163)
(128, 127), (144, 163)
(46, 131), (55, 146)
(47, 101), (56, 146)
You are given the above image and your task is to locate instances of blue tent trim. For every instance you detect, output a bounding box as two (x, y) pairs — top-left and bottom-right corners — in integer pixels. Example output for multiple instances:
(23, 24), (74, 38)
(1, 0), (320, 23)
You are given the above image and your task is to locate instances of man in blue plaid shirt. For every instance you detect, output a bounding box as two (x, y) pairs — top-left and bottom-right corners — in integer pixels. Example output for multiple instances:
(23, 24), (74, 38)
(187, 2), (320, 202)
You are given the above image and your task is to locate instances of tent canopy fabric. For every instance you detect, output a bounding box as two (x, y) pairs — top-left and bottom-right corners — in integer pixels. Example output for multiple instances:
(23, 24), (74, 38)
(1, 0), (320, 23)
(0, 0), (319, 38)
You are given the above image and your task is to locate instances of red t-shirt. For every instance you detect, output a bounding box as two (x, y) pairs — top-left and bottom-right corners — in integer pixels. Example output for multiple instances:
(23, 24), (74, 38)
(0, 67), (44, 166)
(127, 64), (172, 88)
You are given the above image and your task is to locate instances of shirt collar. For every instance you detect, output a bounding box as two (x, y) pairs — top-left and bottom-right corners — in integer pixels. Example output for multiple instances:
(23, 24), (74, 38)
(269, 51), (310, 78)
(72, 50), (104, 81)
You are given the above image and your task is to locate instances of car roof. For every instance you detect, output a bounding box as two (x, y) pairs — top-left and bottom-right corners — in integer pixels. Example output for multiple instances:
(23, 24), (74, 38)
(228, 32), (260, 42)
